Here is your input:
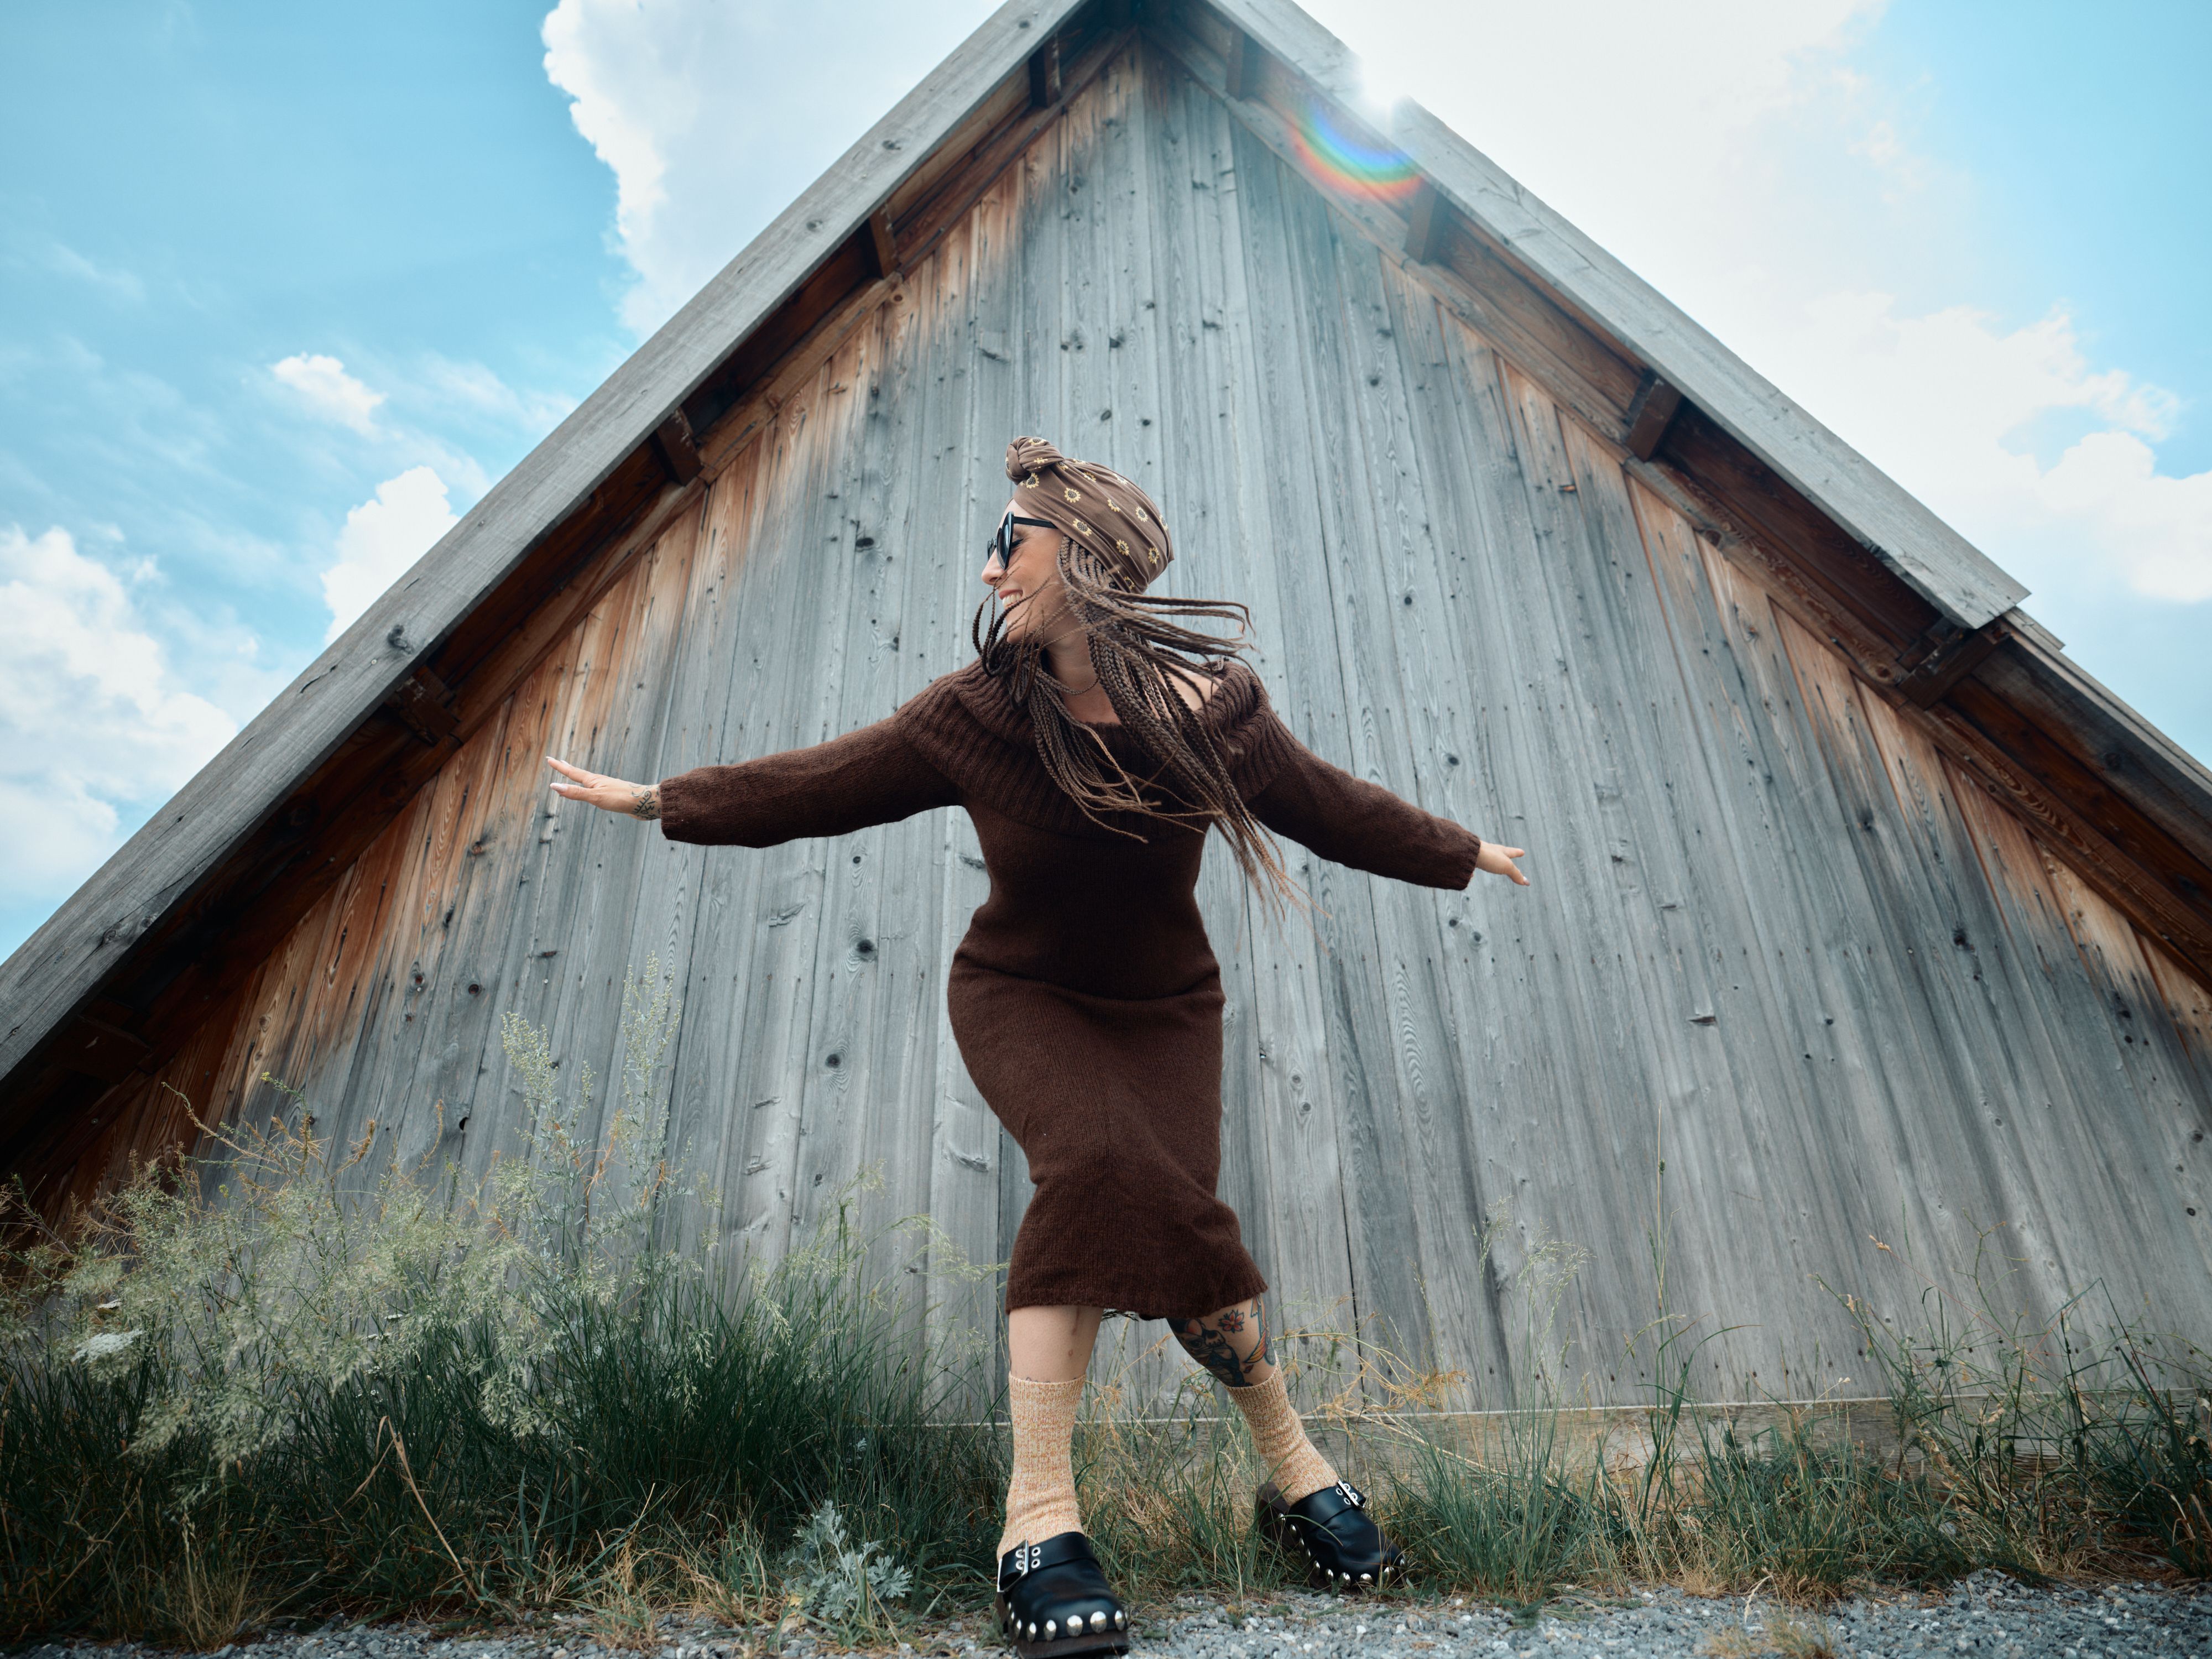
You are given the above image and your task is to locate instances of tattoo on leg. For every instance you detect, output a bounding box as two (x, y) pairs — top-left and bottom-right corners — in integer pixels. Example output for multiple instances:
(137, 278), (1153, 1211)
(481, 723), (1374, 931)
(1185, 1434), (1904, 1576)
(1172, 1297), (1270, 1386)
(1173, 1318), (1252, 1386)
(1246, 1297), (1270, 1371)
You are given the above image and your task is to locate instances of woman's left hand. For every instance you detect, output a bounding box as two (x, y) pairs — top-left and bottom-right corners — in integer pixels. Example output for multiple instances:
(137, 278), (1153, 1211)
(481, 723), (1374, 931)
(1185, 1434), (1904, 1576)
(547, 755), (661, 820)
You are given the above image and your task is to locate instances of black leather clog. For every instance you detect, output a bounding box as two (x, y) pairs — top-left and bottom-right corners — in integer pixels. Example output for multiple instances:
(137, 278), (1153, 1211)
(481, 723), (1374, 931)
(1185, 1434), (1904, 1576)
(994, 1531), (1130, 1657)
(1255, 1477), (1406, 1590)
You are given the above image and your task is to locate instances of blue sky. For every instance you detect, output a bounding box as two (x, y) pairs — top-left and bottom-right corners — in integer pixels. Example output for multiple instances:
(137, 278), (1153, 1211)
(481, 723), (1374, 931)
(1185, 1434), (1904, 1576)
(0, 2), (624, 667)
(1863, 2), (2212, 476)
(3, 0), (2206, 961)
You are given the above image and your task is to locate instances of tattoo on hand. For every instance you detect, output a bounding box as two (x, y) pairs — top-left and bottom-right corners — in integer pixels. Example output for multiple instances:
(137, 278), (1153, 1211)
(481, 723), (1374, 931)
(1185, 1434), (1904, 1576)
(629, 785), (661, 821)
(1172, 1297), (1269, 1386)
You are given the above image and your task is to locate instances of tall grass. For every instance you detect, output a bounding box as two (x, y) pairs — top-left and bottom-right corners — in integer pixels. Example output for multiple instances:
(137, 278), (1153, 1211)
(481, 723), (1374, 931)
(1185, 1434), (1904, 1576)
(4, 974), (2206, 1645)
(1062, 1197), (2208, 1610)
(1, 966), (1004, 1645)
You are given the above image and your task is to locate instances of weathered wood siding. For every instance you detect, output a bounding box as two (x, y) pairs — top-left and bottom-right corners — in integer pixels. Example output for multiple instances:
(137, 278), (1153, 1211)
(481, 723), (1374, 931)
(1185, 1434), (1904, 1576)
(80, 40), (2212, 1410)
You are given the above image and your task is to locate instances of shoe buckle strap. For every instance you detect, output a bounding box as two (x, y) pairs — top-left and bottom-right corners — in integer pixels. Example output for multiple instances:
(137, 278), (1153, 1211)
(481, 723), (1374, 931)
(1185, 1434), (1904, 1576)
(1000, 1540), (1040, 1589)
(1334, 1479), (1365, 1508)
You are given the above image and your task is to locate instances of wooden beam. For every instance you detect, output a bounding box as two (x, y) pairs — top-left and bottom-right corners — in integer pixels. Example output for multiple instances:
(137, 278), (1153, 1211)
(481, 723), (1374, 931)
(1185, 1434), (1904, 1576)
(380, 663), (460, 746)
(865, 206), (900, 279)
(1222, 25), (1263, 100)
(651, 406), (702, 484)
(1623, 370), (1682, 461)
(1029, 33), (1062, 107)
(1896, 617), (2008, 709)
(52, 1013), (149, 1087)
(1403, 178), (1448, 265)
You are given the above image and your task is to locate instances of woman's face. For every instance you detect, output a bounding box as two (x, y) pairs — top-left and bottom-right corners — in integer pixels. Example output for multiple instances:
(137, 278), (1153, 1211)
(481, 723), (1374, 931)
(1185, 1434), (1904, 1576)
(980, 495), (1065, 640)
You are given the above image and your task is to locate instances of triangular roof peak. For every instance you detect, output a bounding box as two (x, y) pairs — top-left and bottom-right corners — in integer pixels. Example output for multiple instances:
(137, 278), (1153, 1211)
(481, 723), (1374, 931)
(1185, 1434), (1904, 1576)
(6, 0), (2210, 1166)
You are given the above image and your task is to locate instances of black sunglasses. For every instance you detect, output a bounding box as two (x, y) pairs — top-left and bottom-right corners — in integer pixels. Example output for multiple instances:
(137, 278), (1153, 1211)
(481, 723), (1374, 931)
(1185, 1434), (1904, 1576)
(985, 509), (1058, 572)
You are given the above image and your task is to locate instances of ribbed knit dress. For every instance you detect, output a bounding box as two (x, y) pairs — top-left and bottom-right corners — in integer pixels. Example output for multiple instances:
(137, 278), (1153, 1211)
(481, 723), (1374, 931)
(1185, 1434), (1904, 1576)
(656, 656), (1483, 1321)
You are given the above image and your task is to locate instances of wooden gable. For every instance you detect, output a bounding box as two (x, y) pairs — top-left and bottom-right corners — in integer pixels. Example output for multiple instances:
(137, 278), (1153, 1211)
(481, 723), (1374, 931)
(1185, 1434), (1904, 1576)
(6, 0), (2209, 1408)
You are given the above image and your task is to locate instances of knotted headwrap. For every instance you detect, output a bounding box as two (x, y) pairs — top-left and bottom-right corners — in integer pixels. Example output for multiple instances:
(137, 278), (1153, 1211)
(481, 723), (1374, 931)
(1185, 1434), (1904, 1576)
(1004, 436), (1173, 591)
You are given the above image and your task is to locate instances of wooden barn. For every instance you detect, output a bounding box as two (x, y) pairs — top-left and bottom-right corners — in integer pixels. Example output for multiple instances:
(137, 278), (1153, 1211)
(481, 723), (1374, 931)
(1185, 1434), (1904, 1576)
(6, 0), (2210, 1411)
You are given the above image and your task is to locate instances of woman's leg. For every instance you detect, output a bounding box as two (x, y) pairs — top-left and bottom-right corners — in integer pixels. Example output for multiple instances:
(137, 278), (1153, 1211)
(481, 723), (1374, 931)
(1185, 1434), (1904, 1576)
(997, 1303), (1103, 1557)
(1173, 1295), (1338, 1503)
(1009, 1303), (1103, 1383)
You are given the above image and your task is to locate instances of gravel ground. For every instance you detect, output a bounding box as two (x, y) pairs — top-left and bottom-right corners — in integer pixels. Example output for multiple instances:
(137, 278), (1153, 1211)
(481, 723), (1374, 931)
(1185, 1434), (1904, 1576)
(20, 1573), (2209, 1659)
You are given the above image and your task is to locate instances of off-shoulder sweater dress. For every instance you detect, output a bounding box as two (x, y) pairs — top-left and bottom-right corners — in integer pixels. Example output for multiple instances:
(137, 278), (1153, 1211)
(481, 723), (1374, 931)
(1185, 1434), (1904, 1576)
(656, 658), (1482, 1321)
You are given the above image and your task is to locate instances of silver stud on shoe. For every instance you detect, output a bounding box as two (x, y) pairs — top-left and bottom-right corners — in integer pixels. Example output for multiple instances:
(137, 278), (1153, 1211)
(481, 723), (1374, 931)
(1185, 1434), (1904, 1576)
(1360, 1572), (1373, 1583)
(1046, 1620), (1058, 1640)
(1027, 1623), (1037, 1640)
(1114, 1610), (1127, 1630)
(1091, 1611), (1108, 1633)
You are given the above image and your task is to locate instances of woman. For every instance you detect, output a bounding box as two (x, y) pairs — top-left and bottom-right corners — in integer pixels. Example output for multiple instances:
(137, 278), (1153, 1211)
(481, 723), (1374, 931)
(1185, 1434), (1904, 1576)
(549, 436), (1528, 1655)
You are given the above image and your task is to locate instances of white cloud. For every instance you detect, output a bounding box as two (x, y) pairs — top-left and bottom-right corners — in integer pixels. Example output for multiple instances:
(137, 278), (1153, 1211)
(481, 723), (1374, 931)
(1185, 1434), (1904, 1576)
(271, 352), (385, 435)
(320, 467), (460, 642)
(540, 0), (990, 336)
(418, 353), (578, 432)
(44, 241), (146, 304)
(2038, 433), (2212, 603)
(0, 525), (236, 900)
(1740, 294), (2211, 600)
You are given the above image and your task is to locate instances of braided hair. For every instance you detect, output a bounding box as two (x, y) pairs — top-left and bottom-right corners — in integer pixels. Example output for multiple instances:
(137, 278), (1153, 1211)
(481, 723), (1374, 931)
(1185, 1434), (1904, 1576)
(971, 437), (1306, 920)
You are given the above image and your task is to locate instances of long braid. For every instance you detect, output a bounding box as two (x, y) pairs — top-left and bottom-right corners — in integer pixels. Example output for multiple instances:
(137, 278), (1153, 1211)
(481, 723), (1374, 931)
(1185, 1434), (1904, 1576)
(972, 534), (1308, 922)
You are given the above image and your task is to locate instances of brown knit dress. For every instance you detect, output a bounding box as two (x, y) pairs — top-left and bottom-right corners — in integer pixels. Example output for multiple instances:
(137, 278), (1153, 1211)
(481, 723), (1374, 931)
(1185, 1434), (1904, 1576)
(656, 657), (1482, 1321)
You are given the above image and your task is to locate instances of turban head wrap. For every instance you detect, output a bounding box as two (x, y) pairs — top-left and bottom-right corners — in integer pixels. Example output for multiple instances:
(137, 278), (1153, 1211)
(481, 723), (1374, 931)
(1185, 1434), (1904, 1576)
(1004, 436), (1174, 591)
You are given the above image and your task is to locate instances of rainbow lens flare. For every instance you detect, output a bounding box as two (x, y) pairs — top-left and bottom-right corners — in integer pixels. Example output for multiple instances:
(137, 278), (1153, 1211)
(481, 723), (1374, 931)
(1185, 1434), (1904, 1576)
(1289, 100), (1422, 205)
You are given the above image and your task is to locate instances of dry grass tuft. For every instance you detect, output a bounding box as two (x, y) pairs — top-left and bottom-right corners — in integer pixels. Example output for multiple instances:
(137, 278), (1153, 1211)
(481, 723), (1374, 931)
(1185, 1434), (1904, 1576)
(1697, 1610), (1841, 1657)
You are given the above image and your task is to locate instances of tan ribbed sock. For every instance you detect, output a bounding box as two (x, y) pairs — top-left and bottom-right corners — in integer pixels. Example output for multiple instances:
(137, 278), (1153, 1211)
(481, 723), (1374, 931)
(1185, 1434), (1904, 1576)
(1225, 1370), (1338, 1504)
(996, 1373), (1086, 1558)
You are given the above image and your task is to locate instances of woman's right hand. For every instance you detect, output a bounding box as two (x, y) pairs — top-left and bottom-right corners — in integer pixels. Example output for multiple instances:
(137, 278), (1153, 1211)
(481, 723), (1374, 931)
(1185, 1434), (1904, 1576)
(547, 755), (661, 820)
(1477, 841), (1529, 886)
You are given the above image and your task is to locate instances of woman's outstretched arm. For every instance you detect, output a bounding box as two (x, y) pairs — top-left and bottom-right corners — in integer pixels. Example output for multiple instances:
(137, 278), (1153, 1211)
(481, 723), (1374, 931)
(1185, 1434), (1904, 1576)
(1242, 711), (1527, 890)
(547, 714), (959, 846)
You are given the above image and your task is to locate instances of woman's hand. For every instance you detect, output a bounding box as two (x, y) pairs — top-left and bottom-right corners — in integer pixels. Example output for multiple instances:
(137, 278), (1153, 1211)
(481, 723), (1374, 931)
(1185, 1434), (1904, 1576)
(1477, 840), (1529, 886)
(547, 755), (661, 820)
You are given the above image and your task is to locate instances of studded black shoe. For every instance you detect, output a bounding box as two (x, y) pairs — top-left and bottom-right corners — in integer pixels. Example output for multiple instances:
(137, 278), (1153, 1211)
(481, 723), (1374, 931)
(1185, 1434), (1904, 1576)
(994, 1531), (1130, 1657)
(1255, 1477), (1406, 1590)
